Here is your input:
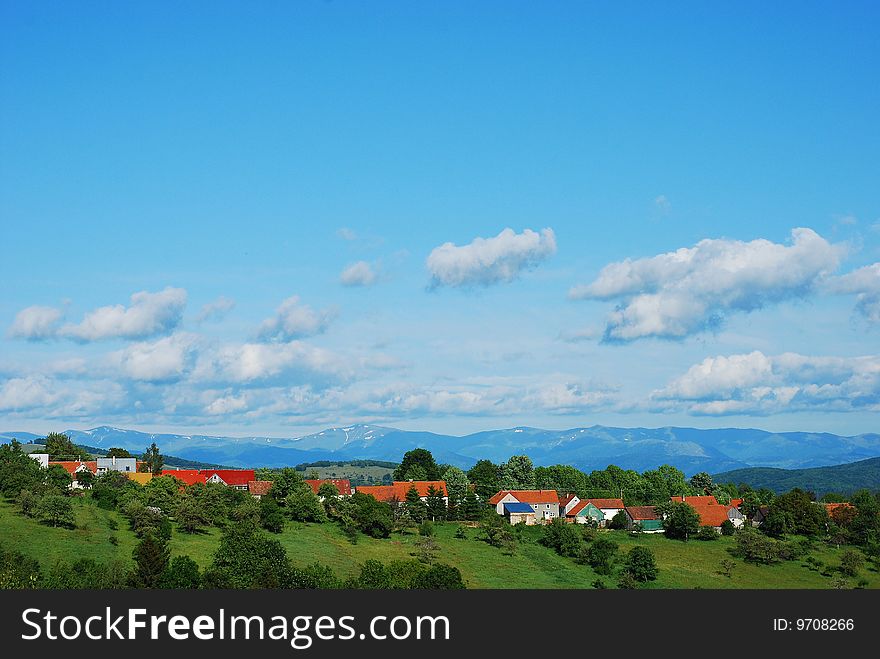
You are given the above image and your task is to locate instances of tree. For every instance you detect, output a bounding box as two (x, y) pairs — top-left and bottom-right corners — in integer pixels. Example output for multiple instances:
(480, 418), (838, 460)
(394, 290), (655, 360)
(425, 484), (446, 521)
(624, 546), (658, 582)
(500, 455), (536, 490)
(467, 460), (501, 500)
(586, 537), (618, 575)
(267, 468), (306, 503)
(175, 496), (210, 533)
(285, 489), (326, 523)
(17, 489), (41, 517)
(410, 563), (465, 589)
(839, 550), (864, 577)
(609, 510), (628, 530)
(37, 494), (74, 528)
(317, 481), (340, 499)
(539, 518), (583, 557)
(75, 469), (95, 489)
(130, 534), (170, 588)
(689, 472), (714, 494)
(405, 485), (427, 525)
(719, 558), (736, 578)
(105, 447), (133, 458)
(393, 448), (440, 481)
(159, 555), (201, 589)
(0, 440), (46, 498)
(697, 526), (719, 541)
(460, 490), (483, 521)
(720, 519), (736, 536)
(663, 502), (700, 541)
(260, 496), (285, 533)
(765, 488), (826, 537)
(348, 492), (393, 538)
(44, 464), (73, 491)
(45, 433), (89, 461)
(443, 466), (469, 516)
(140, 442), (164, 475)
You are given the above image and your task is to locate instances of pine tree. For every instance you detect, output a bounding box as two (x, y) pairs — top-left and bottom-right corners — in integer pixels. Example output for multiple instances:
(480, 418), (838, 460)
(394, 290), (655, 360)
(131, 534), (170, 588)
(405, 485), (427, 524)
(425, 485), (447, 521)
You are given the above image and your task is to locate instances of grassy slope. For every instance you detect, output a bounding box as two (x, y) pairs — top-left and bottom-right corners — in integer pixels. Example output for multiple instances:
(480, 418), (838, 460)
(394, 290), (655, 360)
(1, 499), (877, 589)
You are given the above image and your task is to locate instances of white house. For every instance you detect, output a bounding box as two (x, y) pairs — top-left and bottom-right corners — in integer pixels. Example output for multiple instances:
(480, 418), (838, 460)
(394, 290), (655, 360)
(97, 456), (137, 473)
(29, 453), (49, 468)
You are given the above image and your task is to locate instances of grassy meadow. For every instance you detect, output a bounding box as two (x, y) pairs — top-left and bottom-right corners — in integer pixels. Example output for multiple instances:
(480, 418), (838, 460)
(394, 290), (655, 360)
(1, 498), (876, 589)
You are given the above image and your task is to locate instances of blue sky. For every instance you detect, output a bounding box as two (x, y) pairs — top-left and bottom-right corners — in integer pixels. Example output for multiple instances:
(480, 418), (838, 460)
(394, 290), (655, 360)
(1, 1), (878, 438)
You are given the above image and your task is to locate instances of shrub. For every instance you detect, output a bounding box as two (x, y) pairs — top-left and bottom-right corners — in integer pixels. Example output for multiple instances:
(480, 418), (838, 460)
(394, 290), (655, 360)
(697, 526), (719, 541)
(720, 519), (736, 536)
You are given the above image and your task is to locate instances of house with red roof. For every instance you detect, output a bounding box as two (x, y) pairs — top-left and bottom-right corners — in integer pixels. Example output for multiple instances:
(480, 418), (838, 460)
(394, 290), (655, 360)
(691, 503), (745, 529)
(489, 490), (559, 521)
(48, 460), (98, 489)
(356, 481), (448, 504)
(558, 493), (581, 515)
(305, 479), (352, 497)
(625, 506), (664, 533)
(583, 498), (626, 524)
(566, 500), (605, 525)
(203, 469), (256, 490)
(670, 495), (720, 506)
(161, 469), (207, 486)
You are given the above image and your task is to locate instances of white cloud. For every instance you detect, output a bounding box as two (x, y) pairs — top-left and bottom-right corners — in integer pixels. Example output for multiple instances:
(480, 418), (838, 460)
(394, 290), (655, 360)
(336, 227), (358, 241)
(257, 295), (335, 341)
(0, 375), (126, 417)
(193, 340), (347, 385)
(205, 393), (249, 416)
(7, 306), (64, 340)
(339, 261), (378, 287)
(59, 287), (187, 341)
(827, 263), (880, 324)
(426, 227), (557, 288)
(654, 195), (671, 213)
(108, 333), (198, 382)
(569, 228), (843, 342)
(652, 350), (880, 415)
(196, 296), (235, 323)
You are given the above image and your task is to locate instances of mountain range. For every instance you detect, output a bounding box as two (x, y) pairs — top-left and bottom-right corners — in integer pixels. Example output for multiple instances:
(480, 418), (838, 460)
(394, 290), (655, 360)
(2, 424), (879, 476)
(711, 457), (880, 496)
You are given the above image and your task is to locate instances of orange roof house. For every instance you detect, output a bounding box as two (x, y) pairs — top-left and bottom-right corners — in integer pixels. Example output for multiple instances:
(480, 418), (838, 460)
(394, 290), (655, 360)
(161, 470), (207, 486)
(126, 472), (153, 485)
(203, 469), (256, 488)
(583, 498), (625, 510)
(671, 495), (720, 506)
(489, 490), (559, 505)
(49, 461), (98, 476)
(357, 481), (448, 502)
(691, 504), (745, 528)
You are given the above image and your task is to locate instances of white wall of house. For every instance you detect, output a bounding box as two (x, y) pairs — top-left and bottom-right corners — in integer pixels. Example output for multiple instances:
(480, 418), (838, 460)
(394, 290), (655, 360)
(97, 457), (137, 473)
(30, 453), (49, 468)
(563, 496), (581, 515)
(599, 507), (623, 521)
(494, 493), (520, 515)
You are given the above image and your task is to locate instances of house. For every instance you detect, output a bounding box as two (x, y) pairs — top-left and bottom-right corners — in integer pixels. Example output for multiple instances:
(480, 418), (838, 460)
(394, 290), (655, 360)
(96, 456), (137, 474)
(202, 469), (256, 490)
(583, 498), (626, 524)
(692, 504), (745, 529)
(488, 490), (559, 521)
(670, 495), (720, 506)
(558, 493), (581, 515)
(29, 453), (49, 468)
(728, 498), (744, 509)
(566, 500), (605, 525)
(625, 506), (664, 533)
(503, 502), (537, 525)
(126, 472), (153, 485)
(356, 481), (448, 504)
(161, 469), (207, 486)
(48, 461), (98, 489)
(752, 506), (770, 526)
(248, 480), (273, 498)
(304, 479), (352, 497)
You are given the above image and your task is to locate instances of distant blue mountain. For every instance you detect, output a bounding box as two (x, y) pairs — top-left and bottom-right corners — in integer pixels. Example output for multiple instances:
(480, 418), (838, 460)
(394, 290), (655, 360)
(2, 424), (878, 475)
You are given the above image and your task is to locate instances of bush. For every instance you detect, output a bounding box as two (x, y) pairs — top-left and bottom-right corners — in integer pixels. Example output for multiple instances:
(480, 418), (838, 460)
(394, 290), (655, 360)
(586, 537), (618, 575)
(839, 550), (864, 577)
(454, 525), (467, 539)
(697, 526), (719, 541)
(720, 519), (736, 536)
(539, 518), (583, 557)
(624, 546), (658, 582)
(419, 520), (435, 537)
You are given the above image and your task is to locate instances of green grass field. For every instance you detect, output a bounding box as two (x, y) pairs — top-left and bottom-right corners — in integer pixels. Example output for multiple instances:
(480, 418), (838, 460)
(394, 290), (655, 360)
(1, 499), (876, 589)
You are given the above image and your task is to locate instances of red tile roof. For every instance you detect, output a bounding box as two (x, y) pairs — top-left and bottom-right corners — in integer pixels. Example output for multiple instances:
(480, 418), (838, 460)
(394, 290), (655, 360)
(692, 504), (736, 527)
(558, 493), (578, 508)
(488, 489), (559, 505)
(626, 506), (659, 521)
(671, 495), (719, 506)
(305, 479), (352, 496)
(729, 498), (744, 508)
(566, 500), (589, 516)
(584, 498), (625, 510)
(823, 502), (854, 513)
(248, 480), (273, 496)
(357, 481), (447, 502)
(161, 470), (206, 486)
(49, 460), (97, 476)
(203, 469), (256, 486)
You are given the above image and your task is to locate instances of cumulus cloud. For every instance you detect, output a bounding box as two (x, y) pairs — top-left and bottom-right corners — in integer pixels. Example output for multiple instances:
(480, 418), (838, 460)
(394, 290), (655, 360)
(196, 296), (235, 323)
(7, 306), (64, 340)
(0, 375), (126, 417)
(58, 287), (187, 341)
(108, 333), (198, 382)
(426, 227), (557, 288)
(257, 296), (335, 341)
(826, 263), (880, 324)
(205, 393), (249, 416)
(569, 228), (843, 342)
(193, 340), (347, 385)
(652, 351), (880, 415)
(339, 261), (378, 287)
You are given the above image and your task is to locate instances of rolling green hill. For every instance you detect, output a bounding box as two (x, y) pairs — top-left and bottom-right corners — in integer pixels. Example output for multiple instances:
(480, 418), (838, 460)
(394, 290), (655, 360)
(713, 457), (880, 496)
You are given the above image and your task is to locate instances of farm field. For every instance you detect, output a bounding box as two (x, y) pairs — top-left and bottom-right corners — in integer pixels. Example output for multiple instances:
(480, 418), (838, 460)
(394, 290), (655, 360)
(1, 499), (876, 589)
